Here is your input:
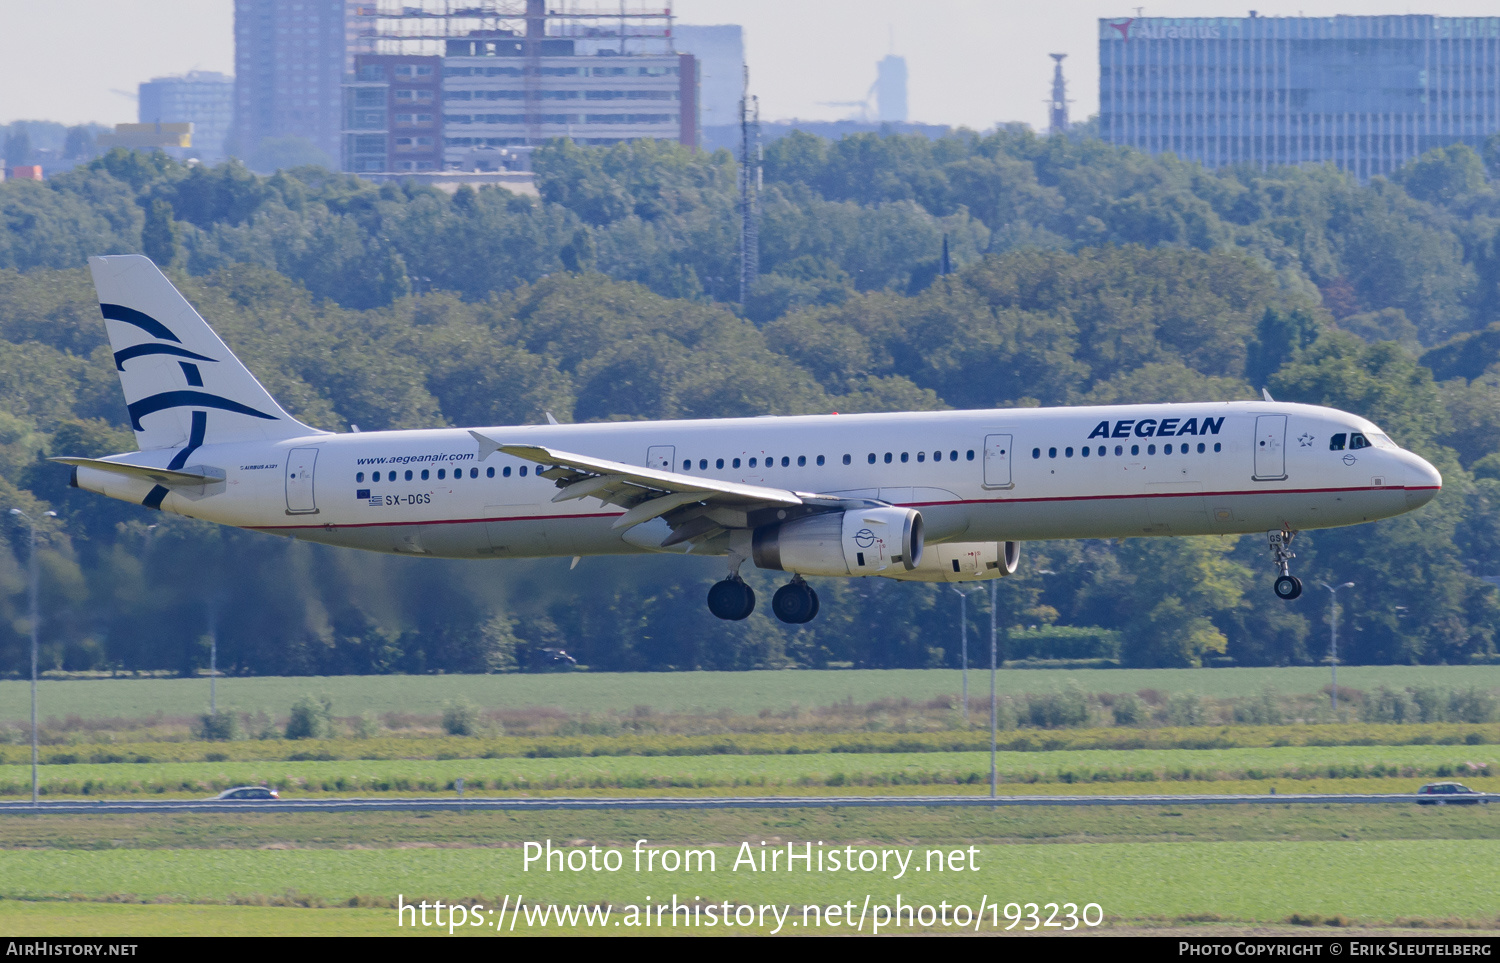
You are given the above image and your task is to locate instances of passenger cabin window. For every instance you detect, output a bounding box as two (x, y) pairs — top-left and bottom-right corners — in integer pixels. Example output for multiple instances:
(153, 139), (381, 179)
(486, 467), (494, 478)
(817, 455), (825, 466)
(503, 466), (511, 477)
(438, 469), (446, 479)
(422, 469), (430, 480)
(842, 454), (851, 465)
(356, 472), (365, 482)
(405, 470), (413, 480)
(519, 466), (528, 476)
(1329, 433), (1347, 451)
(733, 458), (741, 468)
(716, 458), (724, 469)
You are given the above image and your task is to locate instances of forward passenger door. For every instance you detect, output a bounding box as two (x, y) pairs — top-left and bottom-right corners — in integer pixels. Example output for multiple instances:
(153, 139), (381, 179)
(1253, 415), (1287, 481)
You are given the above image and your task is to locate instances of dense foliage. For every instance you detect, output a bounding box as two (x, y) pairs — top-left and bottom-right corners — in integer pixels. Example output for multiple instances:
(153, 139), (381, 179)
(0, 129), (1497, 676)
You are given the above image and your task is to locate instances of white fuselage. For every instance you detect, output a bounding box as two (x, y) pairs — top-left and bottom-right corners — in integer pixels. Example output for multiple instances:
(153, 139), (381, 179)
(73, 400), (1441, 564)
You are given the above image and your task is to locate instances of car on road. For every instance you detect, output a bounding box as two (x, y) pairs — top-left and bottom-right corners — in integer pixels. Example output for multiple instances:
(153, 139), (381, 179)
(213, 786), (279, 800)
(1416, 782), (1488, 805)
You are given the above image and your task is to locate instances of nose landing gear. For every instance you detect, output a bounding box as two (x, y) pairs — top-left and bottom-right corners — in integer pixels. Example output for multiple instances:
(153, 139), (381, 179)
(1268, 529), (1303, 600)
(771, 576), (820, 624)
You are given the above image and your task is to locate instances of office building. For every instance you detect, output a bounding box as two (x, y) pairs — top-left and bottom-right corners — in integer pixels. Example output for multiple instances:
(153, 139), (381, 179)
(1099, 15), (1500, 179)
(139, 71), (234, 162)
(97, 123), (194, 157)
(441, 39), (695, 164)
(344, 54), (443, 173)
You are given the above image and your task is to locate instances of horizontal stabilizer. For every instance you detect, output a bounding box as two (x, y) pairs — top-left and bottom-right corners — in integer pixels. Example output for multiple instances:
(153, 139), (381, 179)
(49, 457), (221, 489)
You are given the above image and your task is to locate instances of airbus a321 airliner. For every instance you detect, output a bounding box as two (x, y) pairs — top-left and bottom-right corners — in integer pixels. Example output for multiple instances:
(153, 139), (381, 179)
(57, 255), (1442, 624)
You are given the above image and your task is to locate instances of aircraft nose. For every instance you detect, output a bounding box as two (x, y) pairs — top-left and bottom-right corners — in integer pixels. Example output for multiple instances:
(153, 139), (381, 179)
(1404, 452), (1442, 510)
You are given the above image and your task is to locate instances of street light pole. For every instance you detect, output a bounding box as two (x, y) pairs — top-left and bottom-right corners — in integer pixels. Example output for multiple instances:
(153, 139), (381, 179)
(11, 508), (57, 807)
(951, 587), (970, 721)
(1318, 581), (1355, 713)
(989, 579), (999, 799)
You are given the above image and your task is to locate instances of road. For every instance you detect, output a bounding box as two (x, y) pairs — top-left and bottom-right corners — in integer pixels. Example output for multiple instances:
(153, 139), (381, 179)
(0, 792), (1472, 814)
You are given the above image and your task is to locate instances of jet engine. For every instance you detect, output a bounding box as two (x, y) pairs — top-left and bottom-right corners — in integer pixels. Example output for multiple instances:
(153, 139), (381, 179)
(752, 507), (923, 576)
(884, 540), (1021, 582)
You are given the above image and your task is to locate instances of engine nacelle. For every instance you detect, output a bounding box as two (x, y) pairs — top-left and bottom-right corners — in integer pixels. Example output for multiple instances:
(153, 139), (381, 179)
(884, 541), (1021, 582)
(752, 507), (924, 576)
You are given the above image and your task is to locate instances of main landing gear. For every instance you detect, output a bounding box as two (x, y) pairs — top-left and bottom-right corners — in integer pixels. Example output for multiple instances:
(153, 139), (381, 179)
(771, 576), (819, 625)
(1268, 529), (1303, 600)
(706, 571), (820, 624)
(707, 575), (756, 621)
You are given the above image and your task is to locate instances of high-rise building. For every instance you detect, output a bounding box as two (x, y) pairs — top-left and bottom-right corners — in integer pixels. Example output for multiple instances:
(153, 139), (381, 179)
(139, 71), (234, 162)
(234, 0), (372, 166)
(673, 25), (744, 129)
(875, 54), (908, 123)
(1099, 15), (1500, 180)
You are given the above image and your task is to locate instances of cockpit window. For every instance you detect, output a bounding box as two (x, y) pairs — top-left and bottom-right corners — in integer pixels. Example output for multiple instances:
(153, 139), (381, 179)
(1368, 432), (1396, 449)
(1349, 432), (1370, 450)
(1329, 433), (1347, 451)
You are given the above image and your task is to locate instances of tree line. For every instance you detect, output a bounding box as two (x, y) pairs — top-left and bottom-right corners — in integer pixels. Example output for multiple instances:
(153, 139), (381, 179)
(0, 130), (1496, 676)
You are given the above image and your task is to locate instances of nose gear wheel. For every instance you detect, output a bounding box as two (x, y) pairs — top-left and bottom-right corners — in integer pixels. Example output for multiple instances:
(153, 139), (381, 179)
(1267, 530), (1302, 600)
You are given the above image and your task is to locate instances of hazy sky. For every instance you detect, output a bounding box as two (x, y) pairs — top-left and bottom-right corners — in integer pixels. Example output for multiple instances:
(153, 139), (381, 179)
(5, 1), (1500, 131)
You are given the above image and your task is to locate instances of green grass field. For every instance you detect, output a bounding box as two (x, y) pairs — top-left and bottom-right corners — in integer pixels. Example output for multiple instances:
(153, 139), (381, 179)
(4, 668), (1498, 936)
(3, 743), (1495, 797)
(5, 665), (1498, 723)
(0, 840), (1495, 933)
(3, 804), (1495, 935)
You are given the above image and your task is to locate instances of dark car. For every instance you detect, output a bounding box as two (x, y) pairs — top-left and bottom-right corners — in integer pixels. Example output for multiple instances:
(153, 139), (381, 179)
(1416, 782), (1488, 805)
(213, 786), (280, 800)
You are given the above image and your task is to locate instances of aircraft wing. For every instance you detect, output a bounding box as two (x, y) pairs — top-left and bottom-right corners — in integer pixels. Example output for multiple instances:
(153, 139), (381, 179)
(471, 432), (843, 546)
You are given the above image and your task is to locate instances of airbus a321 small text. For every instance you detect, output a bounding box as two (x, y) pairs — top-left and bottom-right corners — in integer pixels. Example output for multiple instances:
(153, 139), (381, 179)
(58, 256), (1442, 623)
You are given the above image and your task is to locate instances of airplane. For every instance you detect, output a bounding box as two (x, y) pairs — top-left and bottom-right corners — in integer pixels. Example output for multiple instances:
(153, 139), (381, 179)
(56, 255), (1443, 624)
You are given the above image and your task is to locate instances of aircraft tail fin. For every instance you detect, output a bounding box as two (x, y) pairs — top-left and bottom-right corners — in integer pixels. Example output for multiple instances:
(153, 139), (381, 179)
(88, 255), (323, 453)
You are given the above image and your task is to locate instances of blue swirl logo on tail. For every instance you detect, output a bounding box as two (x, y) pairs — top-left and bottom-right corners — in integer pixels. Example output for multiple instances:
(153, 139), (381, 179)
(127, 391), (278, 431)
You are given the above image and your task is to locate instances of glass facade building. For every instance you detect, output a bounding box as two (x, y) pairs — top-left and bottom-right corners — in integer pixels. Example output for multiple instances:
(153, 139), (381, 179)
(139, 72), (234, 162)
(1099, 15), (1500, 179)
